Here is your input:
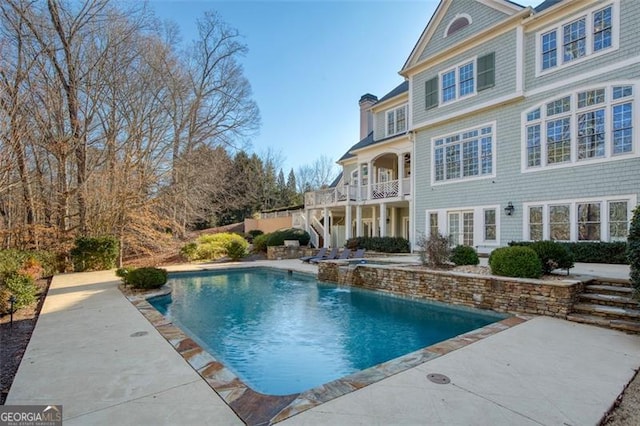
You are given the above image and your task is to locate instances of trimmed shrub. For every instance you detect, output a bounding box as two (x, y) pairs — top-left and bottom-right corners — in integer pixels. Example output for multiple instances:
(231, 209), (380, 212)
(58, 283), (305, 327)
(565, 242), (628, 264)
(345, 237), (410, 253)
(126, 267), (168, 289)
(628, 205), (640, 293)
(450, 245), (479, 266)
(179, 242), (198, 261)
(416, 233), (450, 267)
(115, 267), (135, 286)
(489, 246), (542, 279)
(265, 228), (310, 247)
(509, 241), (628, 264)
(194, 232), (249, 261)
(246, 229), (264, 242)
(3, 272), (38, 308)
(529, 240), (574, 274)
(226, 240), (247, 261)
(70, 236), (119, 272)
(252, 234), (269, 253)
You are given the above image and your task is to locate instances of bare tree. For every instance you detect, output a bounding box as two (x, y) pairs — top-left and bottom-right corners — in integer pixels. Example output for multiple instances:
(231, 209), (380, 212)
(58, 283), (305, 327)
(297, 155), (338, 192)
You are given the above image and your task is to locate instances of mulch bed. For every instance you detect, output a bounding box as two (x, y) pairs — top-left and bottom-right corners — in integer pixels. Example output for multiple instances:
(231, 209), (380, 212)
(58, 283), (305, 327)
(0, 278), (50, 405)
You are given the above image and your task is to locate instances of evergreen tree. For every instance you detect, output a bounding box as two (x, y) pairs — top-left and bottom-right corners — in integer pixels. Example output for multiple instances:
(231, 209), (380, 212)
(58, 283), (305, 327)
(628, 205), (640, 294)
(276, 169), (287, 207)
(286, 169), (301, 205)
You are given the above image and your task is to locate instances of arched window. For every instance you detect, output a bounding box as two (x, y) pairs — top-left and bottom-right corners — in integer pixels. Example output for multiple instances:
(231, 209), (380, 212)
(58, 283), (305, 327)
(445, 14), (471, 37)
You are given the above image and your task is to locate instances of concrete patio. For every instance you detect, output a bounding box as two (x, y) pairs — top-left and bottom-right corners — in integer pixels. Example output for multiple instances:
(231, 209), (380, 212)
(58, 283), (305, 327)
(6, 259), (640, 425)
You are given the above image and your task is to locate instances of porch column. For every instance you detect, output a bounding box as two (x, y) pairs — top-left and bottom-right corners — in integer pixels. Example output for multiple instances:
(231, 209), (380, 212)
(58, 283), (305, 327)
(367, 161), (373, 200)
(356, 205), (363, 237)
(372, 206), (378, 237)
(380, 203), (387, 237)
(305, 208), (311, 236)
(391, 207), (397, 237)
(397, 154), (403, 196)
(345, 205), (352, 240)
(323, 207), (330, 248)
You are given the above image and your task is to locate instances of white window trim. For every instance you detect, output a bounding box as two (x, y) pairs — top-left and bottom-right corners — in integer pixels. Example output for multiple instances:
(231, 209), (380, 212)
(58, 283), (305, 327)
(385, 104), (408, 137)
(426, 205), (501, 250)
(350, 169), (359, 186)
(520, 82), (639, 173)
(431, 121), (497, 186)
(522, 194), (637, 242)
(438, 56), (478, 105)
(443, 13), (472, 38)
(535, 1), (619, 77)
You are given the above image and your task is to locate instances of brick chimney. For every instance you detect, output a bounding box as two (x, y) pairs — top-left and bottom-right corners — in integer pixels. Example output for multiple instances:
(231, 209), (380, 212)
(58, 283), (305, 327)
(359, 93), (378, 140)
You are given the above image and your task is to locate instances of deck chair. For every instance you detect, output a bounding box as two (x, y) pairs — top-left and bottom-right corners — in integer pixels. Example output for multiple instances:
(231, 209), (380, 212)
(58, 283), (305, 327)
(300, 247), (327, 263)
(351, 248), (365, 259)
(336, 248), (351, 260)
(309, 247), (338, 264)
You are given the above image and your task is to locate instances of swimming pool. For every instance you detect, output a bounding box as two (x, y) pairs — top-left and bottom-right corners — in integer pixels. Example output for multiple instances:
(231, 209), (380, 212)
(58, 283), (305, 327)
(149, 267), (505, 396)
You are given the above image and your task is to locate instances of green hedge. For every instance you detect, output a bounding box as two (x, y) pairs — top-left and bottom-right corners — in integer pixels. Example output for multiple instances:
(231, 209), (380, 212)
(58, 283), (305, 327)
(119, 267), (167, 289)
(345, 237), (410, 253)
(509, 241), (628, 264)
(628, 205), (640, 292)
(450, 245), (479, 266)
(70, 236), (119, 272)
(2, 272), (37, 309)
(252, 228), (310, 253)
(0, 249), (59, 277)
(489, 246), (542, 279)
(528, 241), (574, 274)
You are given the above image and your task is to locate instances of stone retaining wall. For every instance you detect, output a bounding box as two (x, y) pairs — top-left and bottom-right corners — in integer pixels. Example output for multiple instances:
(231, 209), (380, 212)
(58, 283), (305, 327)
(318, 262), (584, 318)
(267, 246), (316, 260)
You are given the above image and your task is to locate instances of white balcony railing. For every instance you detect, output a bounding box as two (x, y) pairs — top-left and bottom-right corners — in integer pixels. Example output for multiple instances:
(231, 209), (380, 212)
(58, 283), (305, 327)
(304, 178), (411, 208)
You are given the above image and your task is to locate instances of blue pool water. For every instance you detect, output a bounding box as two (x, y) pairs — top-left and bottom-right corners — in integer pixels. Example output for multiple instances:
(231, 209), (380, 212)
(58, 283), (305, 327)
(149, 268), (504, 396)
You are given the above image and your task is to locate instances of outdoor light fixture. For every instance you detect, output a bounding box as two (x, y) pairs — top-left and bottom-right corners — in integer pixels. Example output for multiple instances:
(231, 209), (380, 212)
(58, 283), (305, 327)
(504, 201), (515, 216)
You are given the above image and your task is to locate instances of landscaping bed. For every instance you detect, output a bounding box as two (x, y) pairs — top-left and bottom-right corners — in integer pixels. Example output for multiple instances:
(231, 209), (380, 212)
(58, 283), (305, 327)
(0, 278), (49, 405)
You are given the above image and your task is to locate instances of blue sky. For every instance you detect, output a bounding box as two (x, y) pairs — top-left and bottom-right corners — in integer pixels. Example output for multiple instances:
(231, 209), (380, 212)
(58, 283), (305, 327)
(150, 0), (542, 173)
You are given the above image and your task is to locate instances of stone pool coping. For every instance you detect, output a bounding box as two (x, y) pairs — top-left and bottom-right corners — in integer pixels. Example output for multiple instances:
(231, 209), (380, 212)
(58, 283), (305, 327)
(125, 265), (530, 425)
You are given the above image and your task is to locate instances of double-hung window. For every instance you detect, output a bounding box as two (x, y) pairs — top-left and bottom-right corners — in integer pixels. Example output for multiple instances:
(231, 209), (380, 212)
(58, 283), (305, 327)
(524, 84), (635, 171)
(386, 104), (407, 137)
(440, 61), (474, 104)
(526, 198), (633, 242)
(537, 3), (616, 74)
(433, 124), (494, 184)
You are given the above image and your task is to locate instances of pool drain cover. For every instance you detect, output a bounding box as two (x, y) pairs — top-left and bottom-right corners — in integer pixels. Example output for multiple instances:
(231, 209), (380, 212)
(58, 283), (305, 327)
(427, 373), (451, 384)
(130, 331), (148, 337)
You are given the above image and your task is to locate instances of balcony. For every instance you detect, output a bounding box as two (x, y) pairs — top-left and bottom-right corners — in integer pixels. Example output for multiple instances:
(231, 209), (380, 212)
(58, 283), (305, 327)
(304, 178), (411, 208)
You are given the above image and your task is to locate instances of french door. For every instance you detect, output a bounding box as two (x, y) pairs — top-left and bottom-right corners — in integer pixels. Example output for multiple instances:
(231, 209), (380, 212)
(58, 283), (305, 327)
(448, 211), (474, 246)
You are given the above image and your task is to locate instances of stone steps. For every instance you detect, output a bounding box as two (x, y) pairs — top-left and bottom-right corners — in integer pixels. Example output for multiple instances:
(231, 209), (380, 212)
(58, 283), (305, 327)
(578, 293), (639, 309)
(567, 278), (639, 333)
(566, 313), (640, 334)
(583, 284), (633, 297)
(572, 303), (640, 320)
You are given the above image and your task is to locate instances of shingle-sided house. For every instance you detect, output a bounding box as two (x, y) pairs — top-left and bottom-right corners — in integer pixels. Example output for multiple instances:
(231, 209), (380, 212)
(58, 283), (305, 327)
(303, 0), (640, 252)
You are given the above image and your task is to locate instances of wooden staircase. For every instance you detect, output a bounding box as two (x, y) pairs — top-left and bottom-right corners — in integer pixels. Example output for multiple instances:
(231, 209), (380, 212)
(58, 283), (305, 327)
(567, 278), (640, 333)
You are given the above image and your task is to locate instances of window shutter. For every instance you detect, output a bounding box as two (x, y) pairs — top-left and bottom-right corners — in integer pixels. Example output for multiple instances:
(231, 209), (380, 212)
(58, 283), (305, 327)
(425, 77), (439, 109)
(477, 52), (495, 91)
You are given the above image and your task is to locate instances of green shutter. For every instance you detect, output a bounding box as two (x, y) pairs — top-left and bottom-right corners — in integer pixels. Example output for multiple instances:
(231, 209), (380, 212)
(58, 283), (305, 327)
(425, 77), (438, 110)
(477, 52), (495, 91)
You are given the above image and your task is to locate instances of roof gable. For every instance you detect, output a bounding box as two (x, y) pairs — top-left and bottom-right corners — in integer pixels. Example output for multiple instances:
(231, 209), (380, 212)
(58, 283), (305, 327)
(402, 0), (523, 72)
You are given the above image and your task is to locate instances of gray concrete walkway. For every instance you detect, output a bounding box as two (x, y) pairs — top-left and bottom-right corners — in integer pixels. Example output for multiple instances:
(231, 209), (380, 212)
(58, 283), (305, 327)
(6, 260), (640, 425)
